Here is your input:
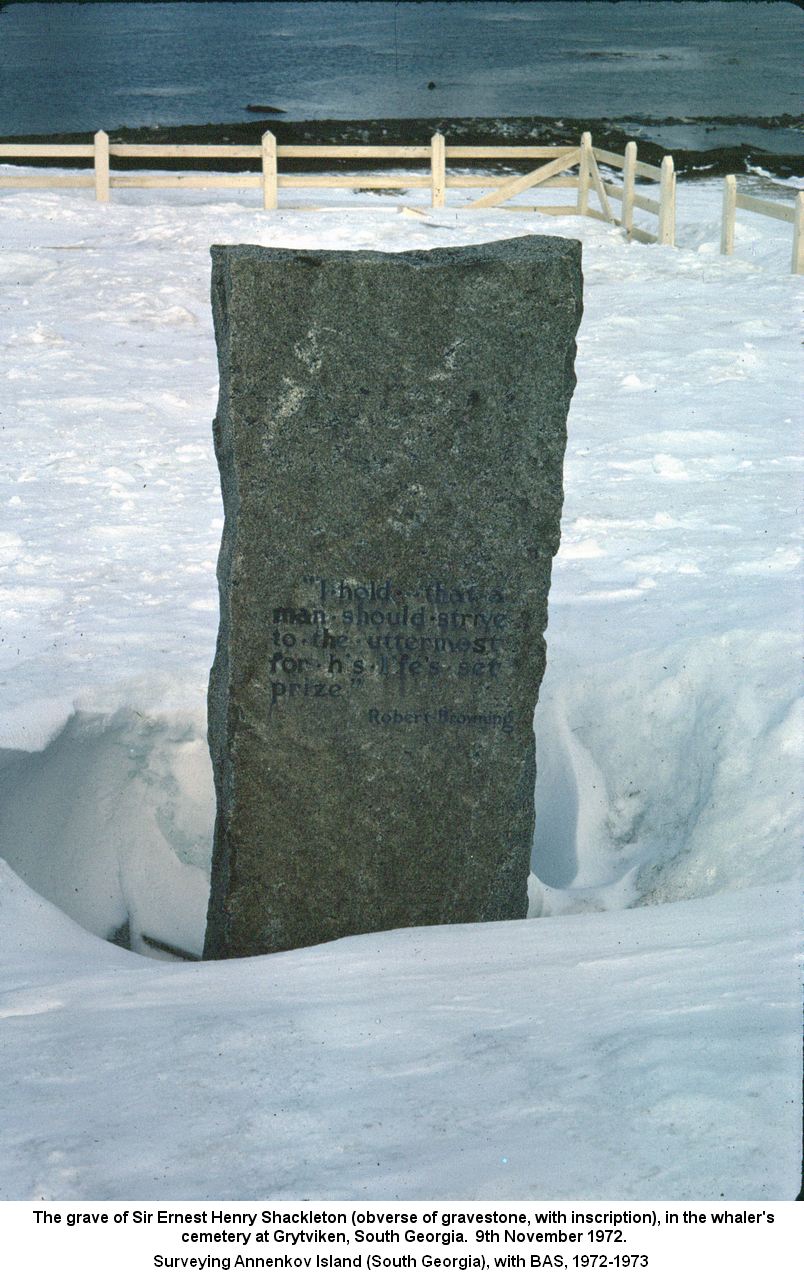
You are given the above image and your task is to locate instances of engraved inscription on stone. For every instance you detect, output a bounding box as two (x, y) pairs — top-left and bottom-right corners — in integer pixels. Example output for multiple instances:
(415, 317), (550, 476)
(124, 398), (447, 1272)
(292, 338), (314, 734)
(270, 575), (513, 733)
(204, 237), (582, 960)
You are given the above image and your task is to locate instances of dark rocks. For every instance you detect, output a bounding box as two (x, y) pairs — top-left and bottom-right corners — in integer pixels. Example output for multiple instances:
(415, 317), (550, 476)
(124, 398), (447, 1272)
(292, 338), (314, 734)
(203, 236), (582, 959)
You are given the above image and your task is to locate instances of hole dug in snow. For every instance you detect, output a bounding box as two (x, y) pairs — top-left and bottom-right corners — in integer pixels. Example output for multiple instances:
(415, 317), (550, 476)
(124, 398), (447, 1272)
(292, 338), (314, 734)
(0, 708), (213, 959)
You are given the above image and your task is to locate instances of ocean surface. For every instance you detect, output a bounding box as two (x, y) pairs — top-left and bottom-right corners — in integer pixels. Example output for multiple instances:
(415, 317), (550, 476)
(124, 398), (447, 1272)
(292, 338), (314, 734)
(0, 1), (801, 156)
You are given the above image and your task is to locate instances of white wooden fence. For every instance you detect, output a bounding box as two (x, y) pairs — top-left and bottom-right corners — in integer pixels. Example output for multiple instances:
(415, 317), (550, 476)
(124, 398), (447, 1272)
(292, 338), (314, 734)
(0, 128), (676, 244)
(720, 175), (804, 274)
(5, 131), (801, 271)
(584, 134), (676, 246)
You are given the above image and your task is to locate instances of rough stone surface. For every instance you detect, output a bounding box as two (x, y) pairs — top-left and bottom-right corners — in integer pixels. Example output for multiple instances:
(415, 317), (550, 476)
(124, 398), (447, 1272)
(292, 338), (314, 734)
(204, 236), (582, 960)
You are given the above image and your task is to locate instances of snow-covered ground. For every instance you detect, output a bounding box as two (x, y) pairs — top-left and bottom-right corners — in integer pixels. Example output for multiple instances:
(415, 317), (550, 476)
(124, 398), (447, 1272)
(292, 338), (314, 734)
(0, 172), (801, 1200)
(1, 860), (799, 1200)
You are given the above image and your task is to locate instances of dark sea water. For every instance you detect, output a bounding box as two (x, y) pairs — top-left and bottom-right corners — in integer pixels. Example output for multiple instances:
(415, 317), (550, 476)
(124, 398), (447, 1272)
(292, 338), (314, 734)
(0, 1), (801, 160)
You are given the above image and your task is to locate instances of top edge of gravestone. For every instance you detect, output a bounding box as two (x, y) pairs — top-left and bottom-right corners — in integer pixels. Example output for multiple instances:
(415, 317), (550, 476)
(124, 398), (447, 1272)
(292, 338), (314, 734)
(210, 235), (580, 271)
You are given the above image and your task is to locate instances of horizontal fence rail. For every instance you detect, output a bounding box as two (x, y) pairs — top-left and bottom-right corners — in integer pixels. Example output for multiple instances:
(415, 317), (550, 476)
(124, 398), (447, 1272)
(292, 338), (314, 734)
(720, 175), (803, 274)
(0, 128), (680, 244)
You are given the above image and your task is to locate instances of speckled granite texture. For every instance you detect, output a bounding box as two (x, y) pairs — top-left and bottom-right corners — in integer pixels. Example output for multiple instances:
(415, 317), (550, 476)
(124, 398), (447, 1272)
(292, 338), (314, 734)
(204, 237), (582, 958)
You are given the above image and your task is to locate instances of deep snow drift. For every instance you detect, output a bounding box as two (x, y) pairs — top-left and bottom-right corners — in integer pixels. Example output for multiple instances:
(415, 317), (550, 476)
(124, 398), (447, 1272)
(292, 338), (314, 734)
(0, 171), (800, 1199)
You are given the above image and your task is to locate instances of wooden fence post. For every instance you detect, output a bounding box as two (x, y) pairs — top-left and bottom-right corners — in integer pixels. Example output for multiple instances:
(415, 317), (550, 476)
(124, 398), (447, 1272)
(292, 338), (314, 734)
(721, 175), (737, 255)
(94, 130), (109, 203)
(792, 190), (804, 275)
(430, 132), (446, 208)
(261, 131), (277, 209)
(577, 132), (591, 215)
(622, 140), (636, 237)
(658, 154), (675, 245)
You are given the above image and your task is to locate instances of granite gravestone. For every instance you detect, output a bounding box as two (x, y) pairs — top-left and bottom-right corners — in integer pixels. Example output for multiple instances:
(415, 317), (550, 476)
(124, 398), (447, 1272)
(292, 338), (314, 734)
(204, 236), (582, 960)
